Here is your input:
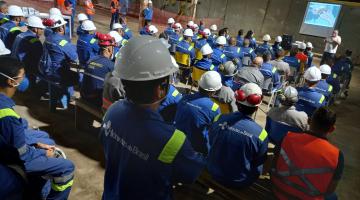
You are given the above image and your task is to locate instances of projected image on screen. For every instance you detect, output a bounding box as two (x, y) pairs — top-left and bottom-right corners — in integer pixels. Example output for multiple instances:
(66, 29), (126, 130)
(304, 2), (341, 27)
(299, 2), (342, 37)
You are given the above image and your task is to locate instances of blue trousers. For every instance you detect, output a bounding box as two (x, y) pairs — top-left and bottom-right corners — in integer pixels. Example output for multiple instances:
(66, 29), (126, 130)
(49, 83), (74, 111)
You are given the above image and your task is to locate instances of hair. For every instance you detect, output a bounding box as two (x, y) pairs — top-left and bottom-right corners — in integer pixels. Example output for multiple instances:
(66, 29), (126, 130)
(51, 26), (63, 32)
(275, 49), (285, 59)
(262, 51), (272, 62)
(122, 76), (169, 104)
(321, 74), (329, 79)
(119, 17), (125, 24)
(0, 56), (24, 87)
(218, 28), (227, 36)
(289, 48), (297, 57)
(237, 102), (258, 115)
(345, 49), (352, 57)
(311, 107), (336, 135)
(305, 79), (319, 87)
(238, 29), (244, 36)
(245, 30), (254, 39)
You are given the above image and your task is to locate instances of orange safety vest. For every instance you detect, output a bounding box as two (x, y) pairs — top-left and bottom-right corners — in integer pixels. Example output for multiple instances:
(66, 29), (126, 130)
(57, 0), (72, 15)
(84, 0), (95, 15)
(271, 132), (339, 200)
(110, 0), (119, 14)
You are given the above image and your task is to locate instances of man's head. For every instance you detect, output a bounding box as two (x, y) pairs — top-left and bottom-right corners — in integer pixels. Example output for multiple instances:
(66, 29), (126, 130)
(219, 61), (237, 77)
(112, 23), (124, 36)
(81, 20), (96, 34)
(306, 42), (313, 51)
(8, 5), (24, 25)
(279, 86), (298, 106)
(210, 24), (217, 34)
(298, 42), (306, 52)
(27, 16), (46, 37)
(289, 48), (297, 57)
(148, 0), (152, 8)
(173, 23), (182, 33)
(345, 49), (352, 57)
(229, 37), (237, 46)
(200, 43), (213, 58)
(0, 1), (8, 14)
(98, 33), (115, 58)
(275, 36), (282, 44)
(216, 36), (226, 48)
(304, 66), (321, 87)
(245, 30), (254, 39)
(252, 56), (263, 68)
(275, 49), (285, 59)
(183, 28), (193, 42)
(148, 25), (158, 37)
(262, 34), (271, 43)
(319, 64), (331, 80)
(0, 56), (26, 97)
(238, 29), (243, 37)
(167, 17), (175, 26)
(262, 51), (271, 63)
(49, 15), (67, 35)
(77, 13), (88, 24)
(198, 71), (222, 97)
(332, 30), (338, 37)
(309, 107), (336, 137)
(235, 83), (263, 115)
(243, 38), (250, 47)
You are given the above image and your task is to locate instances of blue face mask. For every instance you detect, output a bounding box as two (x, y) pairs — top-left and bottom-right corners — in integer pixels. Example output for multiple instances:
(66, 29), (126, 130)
(16, 76), (29, 92)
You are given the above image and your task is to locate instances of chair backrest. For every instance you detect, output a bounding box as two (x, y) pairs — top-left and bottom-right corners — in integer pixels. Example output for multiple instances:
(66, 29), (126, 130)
(175, 51), (191, 66)
(192, 66), (207, 82)
(211, 98), (231, 114)
(195, 48), (203, 60)
(265, 116), (302, 145)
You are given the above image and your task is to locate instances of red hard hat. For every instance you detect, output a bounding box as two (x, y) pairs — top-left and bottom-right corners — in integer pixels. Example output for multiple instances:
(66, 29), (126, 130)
(96, 33), (115, 46)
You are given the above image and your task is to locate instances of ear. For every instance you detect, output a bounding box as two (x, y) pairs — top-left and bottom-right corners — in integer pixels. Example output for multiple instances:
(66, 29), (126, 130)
(7, 78), (16, 88)
(328, 125), (336, 134)
(155, 84), (164, 100)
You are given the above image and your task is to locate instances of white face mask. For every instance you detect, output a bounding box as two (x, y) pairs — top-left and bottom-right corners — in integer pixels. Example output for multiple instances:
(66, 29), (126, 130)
(0, 72), (20, 87)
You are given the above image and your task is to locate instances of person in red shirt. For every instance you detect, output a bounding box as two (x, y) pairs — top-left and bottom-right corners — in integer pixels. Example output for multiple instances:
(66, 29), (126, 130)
(296, 42), (308, 74)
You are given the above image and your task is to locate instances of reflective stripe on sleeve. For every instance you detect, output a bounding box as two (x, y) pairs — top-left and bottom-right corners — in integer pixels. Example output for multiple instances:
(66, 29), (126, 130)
(158, 129), (186, 164)
(0, 108), (20, 119)
(214, 114), (221, 122)
(90, 38), (97, 44)
(211, 103), (219, 111)
(319, 95), (325, 104)
(188, 46), (193, 51)
(9, 27), (20, 32)
(51, 180), (74, 192)
(124, 28), (129, 32)
(258, 129), (268, 142)
(172, 90), (179, 97)
(272, 67), (277, 73)
(17, 144), (27, 156)
(59, 40), (68, 47)
(29, 38), (40, 44)
(210, 65), (215, 70)
(328, 85), (333, 92)
(221, 54), (225, 59)
(53, 173), (74, 184)
(333, 73), (337, 78)
(237, 47), (241, 53)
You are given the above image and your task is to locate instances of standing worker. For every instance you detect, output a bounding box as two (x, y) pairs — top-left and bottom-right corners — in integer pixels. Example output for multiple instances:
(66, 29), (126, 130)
(110, 0), (119, 30)
(271, 107), (343, 200)
(76, 20), (99, 68)
(175, 71), (222, 154)
(76, 13), (88, 36)
(84, 0), (95, 20)
(119, 0), (128, 18)
(321, 30), (341, 64)
(0, 5), (24, 49)
(142, 0), (153, 24)
(164, 17), (175, 36)
(305, 42), (314, 68)
(208, 83), (268, 187)
(208, 24), (217, 48)
(100, 36), (205, 199)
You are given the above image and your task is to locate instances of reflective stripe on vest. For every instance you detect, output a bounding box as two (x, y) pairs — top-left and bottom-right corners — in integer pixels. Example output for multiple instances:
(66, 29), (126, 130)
(328, 85), (333, 92)
(90, 38), (97, 44)
(220, 54), (225, 59)
(9, 27), (20, 33)
(258, 129), (268, 142)
(319, 95), (325, 104)
(172, 90), (179, 97)
(188, 46), (193, 51)
(102, 97), (113, 110)
(210, 65), (215, 70)
(51, 180), (74, 192)
(237, 47), (241, 53)
(333, 73), (337, 78)
(158, 129), (186, 164)
(272, 67), (277, 73)
(211, 103), (219, 111)
(59, 40), (68, 47)
(0, 108), (20, 119)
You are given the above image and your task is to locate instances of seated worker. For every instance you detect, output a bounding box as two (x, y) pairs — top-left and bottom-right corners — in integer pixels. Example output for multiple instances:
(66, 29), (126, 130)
(0, 57), (74, 199)
(208, 83), (268, 188)
(236, 29), (244, 47)
(44, 8), (62, 37)
(139, 24), (158, 37)
(158, 84), (182, 123)
(244, 29), (257, 49)
(296, 67), (326, 116)
(194, 28), (211, 57)
(260, 52), (281, 92)
(211, 36), (228, 69)
(315, 64), (333, 101)
(76, 20), (99, 67)
(76, 13), (88, 36)
(168, 23), (182, 54)
(193, 43), (215, 71)
(175, 71), (221, 154)
(119, 16), (132, 40)
(208, 24), (217, 48)
(271, 107), (343, 200)
(267, 86), (309, 143)
(255, 34), (273, 57)
(269, 49), (291, 81)
(176, 28), (195, 62)
(81, 33), (115, 107)
(240, 37), (256, 67)
(224, 37), (243, 68)
(295, 42), (308, 68)
(0, 1), (9, 25)
(305, 42), (314, 68)
(283, 48), (301, 80)
(164, 17), (175, 36)
(233, 56), (265, 90)
(272, 36), (283, 57)
(0, 5), (24, 49)
(214, 61), (238, 113)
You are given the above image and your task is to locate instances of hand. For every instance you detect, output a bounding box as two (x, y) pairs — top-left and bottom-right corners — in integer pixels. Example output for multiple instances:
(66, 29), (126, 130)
(46, 149), (55, 158)
(36, 142), (55, 151)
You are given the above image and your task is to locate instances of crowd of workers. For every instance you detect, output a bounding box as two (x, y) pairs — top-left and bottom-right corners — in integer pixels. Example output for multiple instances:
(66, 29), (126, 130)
(0, 0), (354, 199)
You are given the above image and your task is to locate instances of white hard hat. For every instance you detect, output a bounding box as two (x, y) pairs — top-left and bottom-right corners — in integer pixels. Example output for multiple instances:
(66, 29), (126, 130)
(283, 86), (298, 103)
(306, 42), (313, 49)
(304, 66), (322, 81)
(77, 13), (88, 22)
(319, 64), (331, 75)
(49, 7), (62, 16)
(200, 43), (213, 55)
(298, 42), (306, 50)
(8, 5), (24, 17)
(198, 71), (222, 92)
(262, 34), (271, 42)
(81, 20), (96, 31)
(148, 25), (158, 34)
(216, 36), (227, 45)
(49, 14), (67, 28)
(193, 24), (199, 30)
(27, 16), (45, 29)
(210, 24), (217, 31)
(236, 83), (263, 107)
(173, 23), (181, 30)
(203, 28), (211, 36)
(183, 28), (194, 37)
(112, 23), (123, 30)
(275, 36), (282, 43)
(148, 0), (152, 4)
(167, 17), (175, 24)
(187, 20), (194, 27)
(109, 31), (123, 43)
(0, 39), (10, 55)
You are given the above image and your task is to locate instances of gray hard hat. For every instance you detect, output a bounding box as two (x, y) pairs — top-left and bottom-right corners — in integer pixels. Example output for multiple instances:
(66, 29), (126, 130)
(113, 36), (178, 81)
(220, 61), (238, 77)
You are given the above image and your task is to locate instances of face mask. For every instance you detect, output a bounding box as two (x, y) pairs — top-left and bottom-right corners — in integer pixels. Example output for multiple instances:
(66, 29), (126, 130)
(0, 72), (29, 92)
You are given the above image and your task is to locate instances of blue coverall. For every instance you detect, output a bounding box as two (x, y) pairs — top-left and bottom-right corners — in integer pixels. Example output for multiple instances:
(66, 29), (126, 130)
(164, 26), (175, 36)
(208, 34), (217, 48)
(249, 37), (257, 49)
(0, 94), (74, 200)
(122, 24), (133, 40)
(240, 47), (256, 66)
(100, 100), (206, 200)
(81, 55), (114, 106)
(222, 75), (234, 89)
(176, 40), (195, 61)
(193, 58), (216, 71)
(143, 7), (153, 21)
(327, 74), (341, 95)
(315, 79), (333, 100)
(211, 47), (227, 69)
(260, 62), (281, 90)
(139, 26), (151, 36)
(0, 13), (9, 25)
(168, 33), (182, 54)
(40, 32), (78, 110)
(0, 20), (21, 49)
(224, 46), (243, 68)
(208, 112), (268, 187)
(194, 37), (208, 53)
(76, 26), (86, 36)
(158, 84), (182, 123)
(272, 43), (282, 57)
(305, 51), (314, 68)
(255, 42), (273, 57)
(283, 56), (300, 72)
(296, 86), (326, 116)
(175, 92), (221, 154)
(77, 32), (99, 67)
(236, 35), (243, 47)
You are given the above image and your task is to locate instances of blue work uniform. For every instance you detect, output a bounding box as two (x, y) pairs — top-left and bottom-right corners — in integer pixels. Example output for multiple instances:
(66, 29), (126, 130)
(77, 33), (99, 67)
(0, 94), (74, 200)
(222, 75), (234, 89)
(236, 35), (244, 47)
(44, 28), (53, 38)
(255, 42), (273, 57)
(296, 87), (326, 116)
(0, 13), (9, 25)
(326, 74), (341, 95)
(192, 34), (201, 44)
(81, 55), (114, 106)
(176, 40), (195, 61)
(260, 62), (281, 90)
(175, 92), (221, 154)
(143, 7), (153, 21)
(193, 58), (216, 71)
(168, 33), (182, 54)
(164, 26), (175, 36)
(119, 0), (128, 16)
(194, 37), (208, 52)
(159, 85), (182, 123)
(40, 32), (78, 110)
(208, 34), (217, 48)
(272, 43), (282, 57)
(224, 45), (243, 68)
(305, 50), (314, 68)
(283, 56), (300, 72)
(122, 24), (133, 40)
(315, 79), (333, 100)
(211, 47), (227, 69)
(139, 26), (151, 36)
(100, 100), (205, 200)
(249, 37), (257, 49)
(76, 25), (86, 36)
(11, 30), (43, 77)
(240, 46), (256, 66)
(208, 112), (268, 187)
(0, 20), (21, 49)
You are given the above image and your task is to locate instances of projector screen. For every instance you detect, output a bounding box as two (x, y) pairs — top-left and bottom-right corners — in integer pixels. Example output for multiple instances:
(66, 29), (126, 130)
(299, 2), (342, 37)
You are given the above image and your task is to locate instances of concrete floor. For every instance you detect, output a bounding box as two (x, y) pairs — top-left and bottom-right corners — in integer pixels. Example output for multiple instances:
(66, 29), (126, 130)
(7, 0), (360, 199)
